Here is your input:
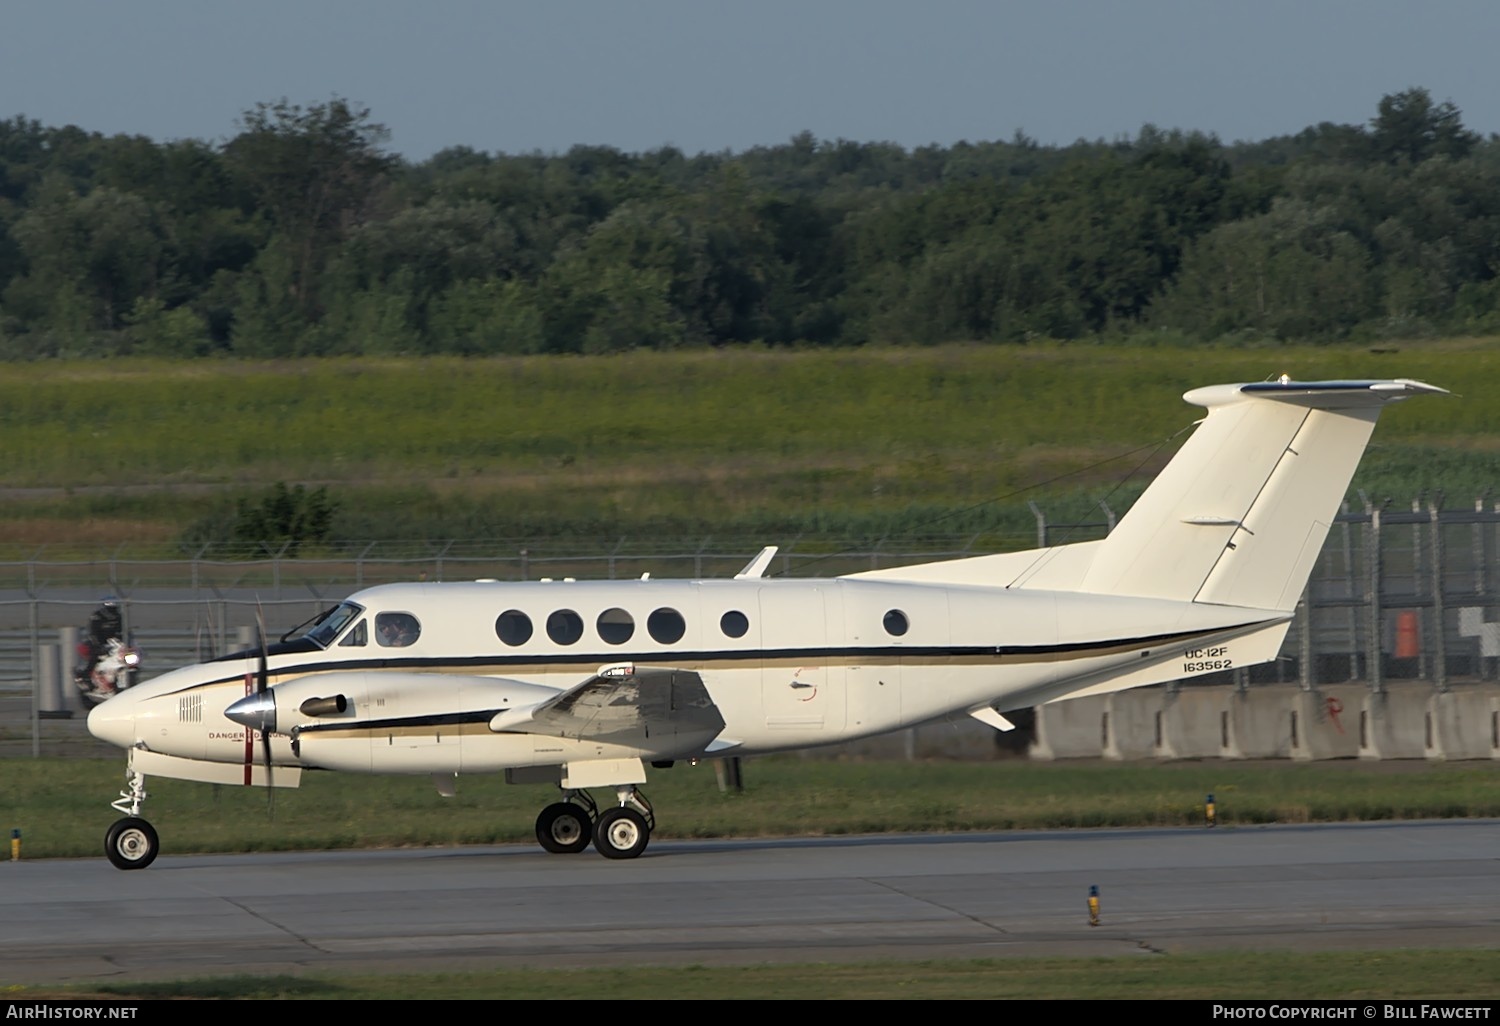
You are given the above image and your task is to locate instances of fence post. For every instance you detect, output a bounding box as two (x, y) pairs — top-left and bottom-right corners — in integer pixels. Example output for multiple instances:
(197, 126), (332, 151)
(1476, 496), (1492, 682)
(1298, 588), (1313, 691)
(29, 597), (40, 757)
(1028, 501), (1046, 548)
(1341, 508), (1359, 681)
(1430, 499), (1447, 693)
(357, 542), (375, 588)
(1365, 504), (1384, 696)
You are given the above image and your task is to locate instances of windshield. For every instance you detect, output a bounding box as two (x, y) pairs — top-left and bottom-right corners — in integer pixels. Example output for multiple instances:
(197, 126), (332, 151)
(284, 602), (365, 649)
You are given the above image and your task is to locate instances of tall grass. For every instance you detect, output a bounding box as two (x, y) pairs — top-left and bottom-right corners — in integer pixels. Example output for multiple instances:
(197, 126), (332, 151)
(3, 342), (1497, 548)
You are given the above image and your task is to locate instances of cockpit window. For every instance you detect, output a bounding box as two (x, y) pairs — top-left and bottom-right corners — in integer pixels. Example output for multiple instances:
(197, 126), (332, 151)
(286, 602), (365, 648)
(338, 619), (368, 647)
(376, 611), (421, 648)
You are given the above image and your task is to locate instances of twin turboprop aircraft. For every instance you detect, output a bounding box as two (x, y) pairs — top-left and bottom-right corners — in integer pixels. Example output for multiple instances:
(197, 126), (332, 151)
(86, 376), (1445, 868)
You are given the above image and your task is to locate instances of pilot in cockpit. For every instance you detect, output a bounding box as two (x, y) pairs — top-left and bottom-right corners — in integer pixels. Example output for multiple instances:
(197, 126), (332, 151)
(376, 612), (420, 647)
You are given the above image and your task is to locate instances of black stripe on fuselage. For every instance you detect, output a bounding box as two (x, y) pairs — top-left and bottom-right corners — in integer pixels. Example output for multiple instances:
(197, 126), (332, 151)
(298, 709), (499, 734)
(183, 620), (1276, 690)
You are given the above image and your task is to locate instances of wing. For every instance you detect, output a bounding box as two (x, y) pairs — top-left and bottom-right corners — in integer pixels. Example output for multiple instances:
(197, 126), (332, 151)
(489, 665), (728, 750)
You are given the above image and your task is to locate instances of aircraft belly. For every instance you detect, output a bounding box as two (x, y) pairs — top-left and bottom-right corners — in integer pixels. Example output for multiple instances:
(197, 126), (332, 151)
(466, 733), (663, 772)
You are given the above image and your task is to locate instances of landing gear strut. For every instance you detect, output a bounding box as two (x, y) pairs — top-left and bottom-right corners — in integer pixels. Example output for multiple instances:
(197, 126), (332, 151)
(105, 769), (160, 870)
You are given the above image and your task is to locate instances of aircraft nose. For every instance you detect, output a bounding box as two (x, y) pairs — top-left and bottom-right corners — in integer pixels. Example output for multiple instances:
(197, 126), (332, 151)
(87, 691), (138, 749)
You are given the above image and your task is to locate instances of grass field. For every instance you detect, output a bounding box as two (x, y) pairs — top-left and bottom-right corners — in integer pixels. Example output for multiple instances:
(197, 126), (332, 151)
(6, 340), (1500, 553)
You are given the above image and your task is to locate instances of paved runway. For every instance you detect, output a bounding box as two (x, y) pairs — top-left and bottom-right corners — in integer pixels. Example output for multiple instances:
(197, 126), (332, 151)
(4, 820), (1499, 985)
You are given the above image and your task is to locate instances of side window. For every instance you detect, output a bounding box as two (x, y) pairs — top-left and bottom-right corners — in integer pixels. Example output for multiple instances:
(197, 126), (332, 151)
(547, 609), (584, 645)
(597, 608), (634, 645)
(720, 610), (749, 639)
(883, 610), (909, 637)
(647, 607), (686, 644)
(338, 619), (368, 647)
(376, 612), (421, 648)
(495, 610), (533, 646)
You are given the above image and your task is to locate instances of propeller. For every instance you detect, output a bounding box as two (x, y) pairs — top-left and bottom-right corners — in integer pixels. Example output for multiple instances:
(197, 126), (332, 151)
(256, 604), (274, 817)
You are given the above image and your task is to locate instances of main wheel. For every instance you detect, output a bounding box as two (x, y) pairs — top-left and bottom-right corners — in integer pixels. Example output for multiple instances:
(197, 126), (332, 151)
(535, 802), (592, 854)
(593, 807), (650, 860)
(105, 817), (159, 870)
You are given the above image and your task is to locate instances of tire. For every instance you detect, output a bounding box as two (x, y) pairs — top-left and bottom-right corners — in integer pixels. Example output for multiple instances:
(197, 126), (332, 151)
(535, 802), (592, 854)
(593, 807), (649, 860)
(105, 817), (159, 870)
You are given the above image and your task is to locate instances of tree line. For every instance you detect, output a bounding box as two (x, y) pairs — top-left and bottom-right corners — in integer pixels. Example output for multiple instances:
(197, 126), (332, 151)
(1, 88), (1497, 358)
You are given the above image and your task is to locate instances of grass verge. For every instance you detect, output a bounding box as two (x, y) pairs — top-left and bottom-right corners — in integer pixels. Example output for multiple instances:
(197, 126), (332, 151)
(5, 756), (1498, 860)
(11, 949), (1500, 1000)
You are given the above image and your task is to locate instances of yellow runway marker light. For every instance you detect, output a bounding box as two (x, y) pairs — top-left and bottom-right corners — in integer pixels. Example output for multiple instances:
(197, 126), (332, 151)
(1088, 885), (1100, 927)
(1206, 793), (1216, 827)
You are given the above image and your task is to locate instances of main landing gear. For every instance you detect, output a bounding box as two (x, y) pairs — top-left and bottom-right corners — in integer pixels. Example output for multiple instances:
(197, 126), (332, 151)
(104, 770), (160, 870)
(532, 787), (656, 860)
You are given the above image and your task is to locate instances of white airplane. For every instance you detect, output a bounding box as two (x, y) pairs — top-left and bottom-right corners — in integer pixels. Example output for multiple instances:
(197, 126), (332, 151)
(86, 376), (1445, 868)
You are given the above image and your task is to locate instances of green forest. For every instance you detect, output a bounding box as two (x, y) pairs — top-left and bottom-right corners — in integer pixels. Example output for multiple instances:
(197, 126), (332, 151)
(2, 87), (1498, 358)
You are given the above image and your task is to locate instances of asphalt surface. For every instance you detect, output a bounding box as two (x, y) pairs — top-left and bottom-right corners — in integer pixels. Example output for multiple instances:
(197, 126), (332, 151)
(3, 820), (1499, 985)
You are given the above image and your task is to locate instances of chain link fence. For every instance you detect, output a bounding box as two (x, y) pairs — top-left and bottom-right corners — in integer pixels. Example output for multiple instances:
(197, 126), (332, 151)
(6, 497), (1500, 755)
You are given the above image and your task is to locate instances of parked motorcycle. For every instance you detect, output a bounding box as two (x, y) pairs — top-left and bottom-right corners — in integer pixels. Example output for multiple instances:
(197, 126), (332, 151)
(77, 637), (143, 704)
(75, 601), (142, 705)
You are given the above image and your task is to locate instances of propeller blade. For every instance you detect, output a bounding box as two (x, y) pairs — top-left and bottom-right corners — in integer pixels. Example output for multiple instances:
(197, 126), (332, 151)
(255, 604), (269, 694)
(255, 602), (274, 816)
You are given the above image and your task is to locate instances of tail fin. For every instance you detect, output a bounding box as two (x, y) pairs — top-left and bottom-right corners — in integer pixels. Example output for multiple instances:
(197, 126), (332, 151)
(1075, 378), (1445, 609)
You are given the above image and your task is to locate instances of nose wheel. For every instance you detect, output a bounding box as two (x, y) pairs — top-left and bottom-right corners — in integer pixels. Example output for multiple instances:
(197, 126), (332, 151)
(104, 769), (159, 870)
(105, 816), (159, 870)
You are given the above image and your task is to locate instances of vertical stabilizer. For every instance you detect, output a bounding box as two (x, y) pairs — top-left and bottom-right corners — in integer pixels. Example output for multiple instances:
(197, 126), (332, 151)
(1077, 379), (1445, 609)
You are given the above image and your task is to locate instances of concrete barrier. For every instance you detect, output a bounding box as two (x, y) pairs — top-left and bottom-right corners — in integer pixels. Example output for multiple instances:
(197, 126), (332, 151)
(1157, 686), (1232, 759)
(794, 681), (1500, 762)
(1290, 685), (1365, 760)
(1103, 688), (1160, 760)
(1030, 695), (1108, 759)
(1224, 685), (1295, 759)
(1425, 687), (1499, 761)
(1358, 686), (1429, 759)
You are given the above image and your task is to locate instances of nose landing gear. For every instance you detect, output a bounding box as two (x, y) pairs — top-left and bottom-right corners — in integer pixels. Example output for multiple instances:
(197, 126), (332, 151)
(105, 770), (160, 870)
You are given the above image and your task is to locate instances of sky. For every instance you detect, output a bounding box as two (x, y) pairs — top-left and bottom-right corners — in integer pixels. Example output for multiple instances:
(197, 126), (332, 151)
(2, 1), (1498, 160)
